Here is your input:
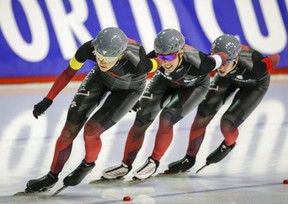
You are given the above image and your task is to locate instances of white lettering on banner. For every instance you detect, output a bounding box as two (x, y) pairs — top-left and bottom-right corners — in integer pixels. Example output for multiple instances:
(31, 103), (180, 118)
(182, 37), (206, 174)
(0, 0), (286, 64)
(0, 0), (49, 61)
(46, 0), (93, 59)
(93, 0), (118, 28)
(153, 0), (180, 28)
(235, 0), (287, 54)
(0, 111), (48, 176)
(153, 1), (181, 36)
(128, 0), (157, 51)
(194, 0), (224, 43)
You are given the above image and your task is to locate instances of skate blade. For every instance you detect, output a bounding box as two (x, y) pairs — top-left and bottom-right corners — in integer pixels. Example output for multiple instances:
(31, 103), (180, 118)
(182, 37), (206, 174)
(89, 176), (124, 184)
(157, 170), (190, 177)
(52, 185), (67, 196)
(126, 175), (156, 183)
(196, 164), (208, 174)
(126, 176), (145, 183)
(13, 191), (30, 196)
(13, 188), (51, 196)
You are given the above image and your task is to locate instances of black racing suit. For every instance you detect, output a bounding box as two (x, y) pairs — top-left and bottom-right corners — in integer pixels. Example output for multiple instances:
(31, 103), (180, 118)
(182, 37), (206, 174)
(122, 46), (219, 165)
(49, 39), (158, 173)
(186, 46), (272, 157)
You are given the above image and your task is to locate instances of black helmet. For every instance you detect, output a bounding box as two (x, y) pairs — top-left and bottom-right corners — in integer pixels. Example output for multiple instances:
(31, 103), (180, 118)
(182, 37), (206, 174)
(92, 27), (128, 57)
(211, 34), (241, 61)
(154, 28), (185, 54)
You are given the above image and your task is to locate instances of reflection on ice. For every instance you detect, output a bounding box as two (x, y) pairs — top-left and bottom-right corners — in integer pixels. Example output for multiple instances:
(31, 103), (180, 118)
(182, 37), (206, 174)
(0, 79), (287, 203)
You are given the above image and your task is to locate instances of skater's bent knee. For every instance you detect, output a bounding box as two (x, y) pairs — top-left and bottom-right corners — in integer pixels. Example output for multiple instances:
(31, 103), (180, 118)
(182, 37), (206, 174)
(221, 118), (236, 131)
(134, 116), (153, 127)
(160, 108), (182, 124)
(84, 121), (103, 138)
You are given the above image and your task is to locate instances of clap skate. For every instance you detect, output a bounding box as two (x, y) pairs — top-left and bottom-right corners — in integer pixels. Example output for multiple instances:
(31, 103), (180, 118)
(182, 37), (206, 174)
(132, 157), (159, 181)
(14, 172), (58, 196)
(53, 160), (95, 196)
(164, 155), (195, 174)
(90, 162), (131, 184)
(196, 140), (236, 174)
(102, 162), (132, 180)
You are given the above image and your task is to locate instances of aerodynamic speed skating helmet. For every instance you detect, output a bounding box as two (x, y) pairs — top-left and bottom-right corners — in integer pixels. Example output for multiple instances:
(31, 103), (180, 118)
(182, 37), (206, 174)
(154, 28), (185, 54)
(92, 27), (128, 57)
(211, 34), (241, 61)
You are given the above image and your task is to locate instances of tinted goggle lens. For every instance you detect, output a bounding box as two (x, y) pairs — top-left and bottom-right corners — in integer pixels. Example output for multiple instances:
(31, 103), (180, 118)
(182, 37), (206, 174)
(157, 53), (177, 61)
(223, 58), (236, 66)
(94, 50), (119, 62)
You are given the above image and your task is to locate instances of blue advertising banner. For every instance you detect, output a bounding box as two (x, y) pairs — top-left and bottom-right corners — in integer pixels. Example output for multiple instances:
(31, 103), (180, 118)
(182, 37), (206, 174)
(0, 0), (287, 79)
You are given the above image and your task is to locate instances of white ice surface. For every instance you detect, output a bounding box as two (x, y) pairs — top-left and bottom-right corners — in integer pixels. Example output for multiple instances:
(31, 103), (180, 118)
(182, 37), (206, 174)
(0, 76), (287, 204)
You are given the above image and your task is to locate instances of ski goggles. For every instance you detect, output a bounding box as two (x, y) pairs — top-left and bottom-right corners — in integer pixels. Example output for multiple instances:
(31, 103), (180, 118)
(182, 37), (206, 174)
(93, 50), (120, 62)
(157, 53), (178, 62)
(222, 58), (236, 66)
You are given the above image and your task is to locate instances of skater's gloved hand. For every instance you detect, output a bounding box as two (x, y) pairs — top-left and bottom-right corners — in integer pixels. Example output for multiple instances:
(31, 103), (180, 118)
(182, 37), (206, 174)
(33, 97), (53, 119)
(213, 52), (228, 65)
(262, 54), (280, 72)
(130, 100), (141, 112)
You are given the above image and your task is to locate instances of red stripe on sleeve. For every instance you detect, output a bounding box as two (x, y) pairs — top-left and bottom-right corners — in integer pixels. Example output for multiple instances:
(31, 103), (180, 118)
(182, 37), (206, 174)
(46, 66), (77, 100)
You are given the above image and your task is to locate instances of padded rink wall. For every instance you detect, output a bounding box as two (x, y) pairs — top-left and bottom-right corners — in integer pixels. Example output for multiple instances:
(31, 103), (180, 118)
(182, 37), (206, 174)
(0, 0), (288, 84)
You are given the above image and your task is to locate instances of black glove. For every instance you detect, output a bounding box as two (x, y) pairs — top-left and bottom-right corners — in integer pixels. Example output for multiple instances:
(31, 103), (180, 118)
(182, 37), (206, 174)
(129, 100), (141, 112)
(33, 97), (53, 119)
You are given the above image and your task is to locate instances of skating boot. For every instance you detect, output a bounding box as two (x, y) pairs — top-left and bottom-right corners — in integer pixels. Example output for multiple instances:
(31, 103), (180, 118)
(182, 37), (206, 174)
(196, 140), (236, 173)
(102, 162), (132, 180)
(133, 157), (159, 180)
(206, 140), (236, 164)
(63, 160), (95, 186)
(26, 172), (58, 192)
(165, 155), (195, 174)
